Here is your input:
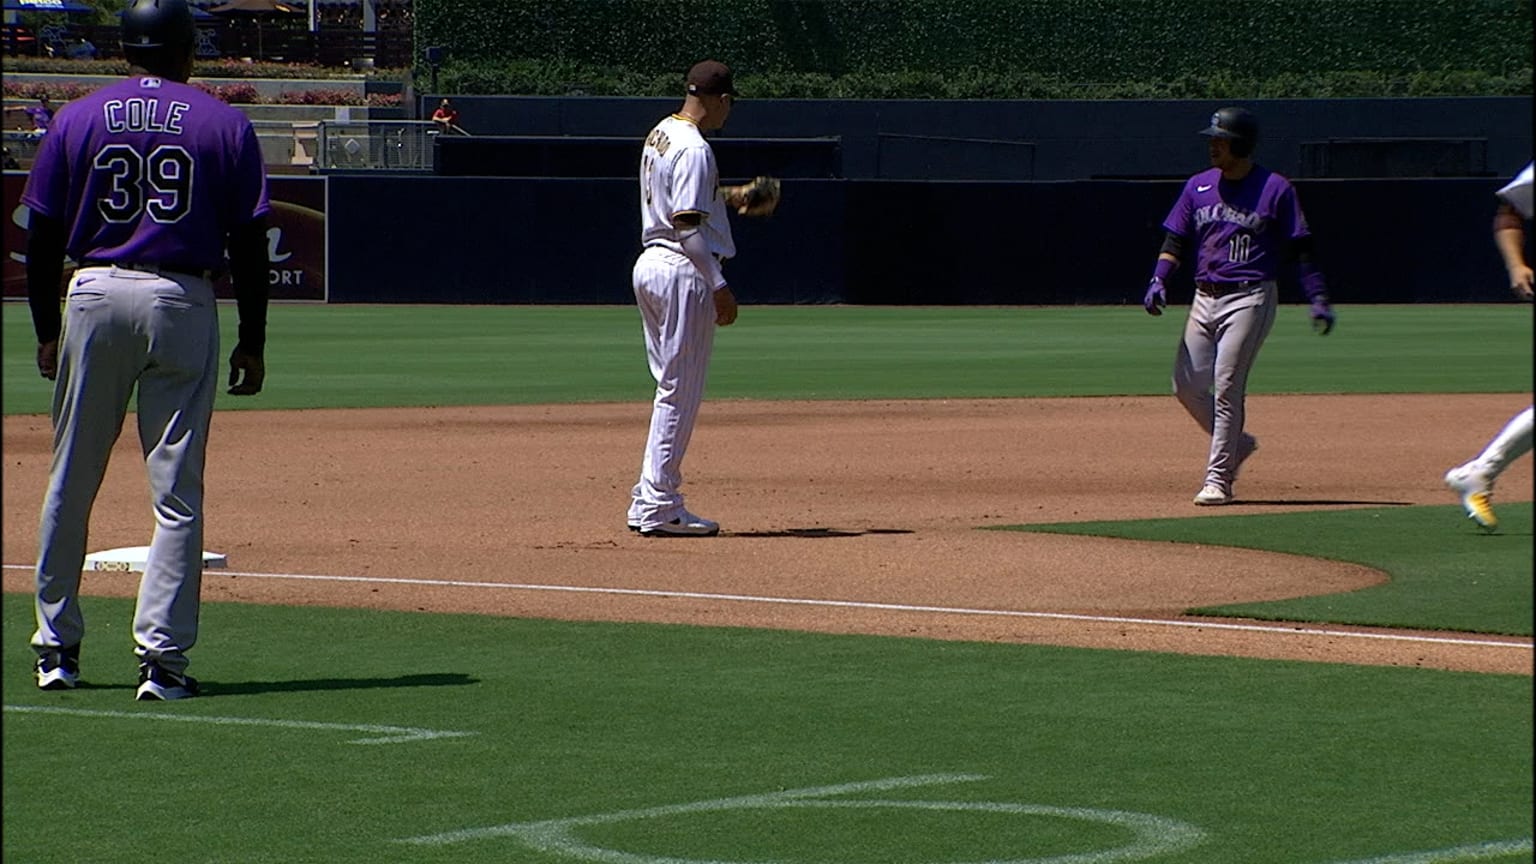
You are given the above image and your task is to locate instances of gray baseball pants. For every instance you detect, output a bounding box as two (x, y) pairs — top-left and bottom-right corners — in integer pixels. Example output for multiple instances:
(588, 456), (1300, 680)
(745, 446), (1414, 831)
(1172, 281), (1277, 492)
(32, 267), (219, 676)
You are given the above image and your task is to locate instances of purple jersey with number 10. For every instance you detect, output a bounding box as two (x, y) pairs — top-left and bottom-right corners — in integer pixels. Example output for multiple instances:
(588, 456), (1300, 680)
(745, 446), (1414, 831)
(21, 75), (269, 271)
(1162, 164), (1308, 284)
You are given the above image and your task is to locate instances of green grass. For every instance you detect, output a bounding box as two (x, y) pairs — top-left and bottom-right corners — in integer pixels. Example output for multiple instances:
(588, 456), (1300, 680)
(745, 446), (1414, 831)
(4, 303), (1531, 414)
(1005, 503), (1535, 635)
(3, 593), (1531, 863)
(5, 301), (1532, 861)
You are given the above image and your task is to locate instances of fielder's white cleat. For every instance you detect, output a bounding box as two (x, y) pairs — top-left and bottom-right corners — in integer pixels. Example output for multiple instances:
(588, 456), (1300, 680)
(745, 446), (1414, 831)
(1443, 466), (1498, 531)
(1193, 484), (1232, 506)
(639, 510), (721, 537)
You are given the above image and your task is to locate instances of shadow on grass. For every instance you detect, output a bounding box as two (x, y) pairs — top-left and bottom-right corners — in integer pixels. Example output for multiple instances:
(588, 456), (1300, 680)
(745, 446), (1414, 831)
(208, 672), (478, 697)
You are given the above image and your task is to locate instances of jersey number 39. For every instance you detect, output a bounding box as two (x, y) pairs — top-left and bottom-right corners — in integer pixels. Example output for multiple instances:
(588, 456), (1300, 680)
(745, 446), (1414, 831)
(94, 143), (194, 224)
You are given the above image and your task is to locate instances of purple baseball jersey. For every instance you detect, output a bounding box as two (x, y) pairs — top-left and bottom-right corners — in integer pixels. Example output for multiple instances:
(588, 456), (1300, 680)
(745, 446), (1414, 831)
(1162, 165), (1308, 283)
(21, 75), (269, 271)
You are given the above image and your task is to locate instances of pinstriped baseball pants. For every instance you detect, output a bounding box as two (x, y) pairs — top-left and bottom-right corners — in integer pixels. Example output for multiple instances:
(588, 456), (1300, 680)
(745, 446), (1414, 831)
(630, 247), (717, 528)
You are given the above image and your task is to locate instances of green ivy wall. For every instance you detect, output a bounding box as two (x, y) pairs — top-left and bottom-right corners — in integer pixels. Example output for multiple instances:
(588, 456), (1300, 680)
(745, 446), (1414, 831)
(412, 0), (1533, 97)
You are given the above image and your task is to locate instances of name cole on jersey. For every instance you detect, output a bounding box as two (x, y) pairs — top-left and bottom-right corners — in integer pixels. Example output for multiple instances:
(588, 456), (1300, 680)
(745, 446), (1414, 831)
(103, 95), (191, 135)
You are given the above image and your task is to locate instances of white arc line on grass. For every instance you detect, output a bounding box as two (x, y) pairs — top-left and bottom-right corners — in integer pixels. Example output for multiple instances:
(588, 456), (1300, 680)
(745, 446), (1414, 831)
(1323, 838), (1535, 863)
(3, 704), (477, 745)
(398, 773), (1209, 863)
(6, 562), (1529, 651)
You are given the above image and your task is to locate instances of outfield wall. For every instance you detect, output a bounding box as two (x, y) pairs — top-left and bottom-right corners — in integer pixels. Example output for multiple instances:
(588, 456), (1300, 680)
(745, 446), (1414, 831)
(417, 96), (1534, 182)
(327, 176), (1525, 305)
(3, 172), (1526, 306)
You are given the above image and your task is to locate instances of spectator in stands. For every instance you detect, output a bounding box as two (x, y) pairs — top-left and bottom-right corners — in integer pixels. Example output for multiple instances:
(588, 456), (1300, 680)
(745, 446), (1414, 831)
(431, 98), (464, 135)
(23, 97), (53, 137)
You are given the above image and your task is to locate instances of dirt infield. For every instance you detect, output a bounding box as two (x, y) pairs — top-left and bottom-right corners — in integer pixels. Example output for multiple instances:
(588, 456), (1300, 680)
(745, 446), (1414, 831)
(3, 394), (1531, 675)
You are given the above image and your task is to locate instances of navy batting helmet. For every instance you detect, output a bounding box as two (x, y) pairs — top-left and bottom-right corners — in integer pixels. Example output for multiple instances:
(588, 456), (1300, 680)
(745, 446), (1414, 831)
(1198, 107), (1259, 158)
(121, 0), (197, 52)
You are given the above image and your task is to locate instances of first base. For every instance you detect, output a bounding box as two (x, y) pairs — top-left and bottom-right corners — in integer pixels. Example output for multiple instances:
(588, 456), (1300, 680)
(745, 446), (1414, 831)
(84, 547), (228, 573)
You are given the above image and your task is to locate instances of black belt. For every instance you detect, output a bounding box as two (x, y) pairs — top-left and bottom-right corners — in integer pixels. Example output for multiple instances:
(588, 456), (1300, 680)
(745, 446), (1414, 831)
(1195, 279), (1265, 296)
(80, 259), (216, 280)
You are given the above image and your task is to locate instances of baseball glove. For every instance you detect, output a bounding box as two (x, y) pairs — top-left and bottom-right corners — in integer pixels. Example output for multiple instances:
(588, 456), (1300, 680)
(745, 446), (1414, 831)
(726, 176), (781, 217)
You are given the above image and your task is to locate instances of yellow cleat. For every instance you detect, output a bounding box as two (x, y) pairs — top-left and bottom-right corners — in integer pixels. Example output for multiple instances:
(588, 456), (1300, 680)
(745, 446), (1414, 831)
(1462, 490), (1499, 532)
(1444, 466), (1498, 531)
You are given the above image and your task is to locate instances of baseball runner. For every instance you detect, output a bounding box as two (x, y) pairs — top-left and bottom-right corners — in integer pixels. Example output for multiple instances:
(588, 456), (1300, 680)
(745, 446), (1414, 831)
(1443, 161), (1534, 531)
(627, 60), (742, 537)
(1143, 107), (1335, 505)
(24, 0), (270, 699)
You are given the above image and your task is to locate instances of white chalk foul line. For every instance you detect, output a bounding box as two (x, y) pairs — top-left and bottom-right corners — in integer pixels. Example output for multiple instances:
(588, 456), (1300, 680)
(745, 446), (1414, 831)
(3, 704), (476, 745)
(4, 562), (1528, 651)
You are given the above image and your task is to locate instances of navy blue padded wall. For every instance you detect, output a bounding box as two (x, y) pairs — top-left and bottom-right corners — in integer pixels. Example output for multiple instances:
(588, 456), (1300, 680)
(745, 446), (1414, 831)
(327, 176), (1521, 304)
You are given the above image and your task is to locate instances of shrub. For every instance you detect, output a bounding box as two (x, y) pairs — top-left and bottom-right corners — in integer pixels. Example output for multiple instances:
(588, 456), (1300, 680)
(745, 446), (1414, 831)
(5, 80), (376, 107)
(192, 82), (261, 104)
(276, 87), (367, 105)
(0, 56), (407, 80)
(429, 57), (1533, 99)
(3, 80), (104, 101)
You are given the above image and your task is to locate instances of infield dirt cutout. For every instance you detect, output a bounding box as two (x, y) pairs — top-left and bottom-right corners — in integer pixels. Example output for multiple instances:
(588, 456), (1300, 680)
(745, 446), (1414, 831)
(3, 393), (1531, 675)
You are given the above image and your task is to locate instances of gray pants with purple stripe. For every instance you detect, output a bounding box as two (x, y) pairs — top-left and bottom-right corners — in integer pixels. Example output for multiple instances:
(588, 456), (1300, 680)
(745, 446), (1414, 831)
(32, 266), (219, 676)
(1172, 281), (1277, 494)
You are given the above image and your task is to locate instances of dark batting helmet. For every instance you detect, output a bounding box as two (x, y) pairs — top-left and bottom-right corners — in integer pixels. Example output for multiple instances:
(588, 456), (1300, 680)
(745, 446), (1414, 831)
(121, 0), (197, 52)
(1198, 107), (1259, 158)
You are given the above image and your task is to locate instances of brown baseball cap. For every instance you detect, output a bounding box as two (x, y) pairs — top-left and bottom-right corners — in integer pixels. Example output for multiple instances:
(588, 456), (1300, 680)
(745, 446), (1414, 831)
(686, 60), (736, 96)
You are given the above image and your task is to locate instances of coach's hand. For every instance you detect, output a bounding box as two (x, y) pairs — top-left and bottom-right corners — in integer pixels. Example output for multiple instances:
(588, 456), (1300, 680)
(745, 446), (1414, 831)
(36, 339), (58, 380)
(227, 345), (265, 395)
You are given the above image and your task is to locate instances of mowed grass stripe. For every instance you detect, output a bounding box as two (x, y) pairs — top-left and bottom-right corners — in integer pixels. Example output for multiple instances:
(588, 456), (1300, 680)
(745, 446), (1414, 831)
(1, 593), (1530, 863)
(4, 303), (1531, 413)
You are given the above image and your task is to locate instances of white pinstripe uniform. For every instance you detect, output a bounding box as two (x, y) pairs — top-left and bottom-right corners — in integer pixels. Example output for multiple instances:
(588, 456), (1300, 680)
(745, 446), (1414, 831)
(1443, 161), (1535, 530)
(628, 114), (735, 531)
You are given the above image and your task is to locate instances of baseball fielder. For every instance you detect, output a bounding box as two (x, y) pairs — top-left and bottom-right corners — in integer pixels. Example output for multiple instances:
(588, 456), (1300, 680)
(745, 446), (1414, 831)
(1144, 107), (1334, 505)
(627, 60), (741, 536)
(24, 0), (270, 699)
(1443, 161), (1534, 531)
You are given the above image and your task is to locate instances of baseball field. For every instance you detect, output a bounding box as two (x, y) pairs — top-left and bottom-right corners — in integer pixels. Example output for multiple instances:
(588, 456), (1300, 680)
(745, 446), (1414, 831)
(2, 302), (1532, 863)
